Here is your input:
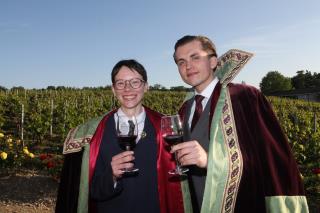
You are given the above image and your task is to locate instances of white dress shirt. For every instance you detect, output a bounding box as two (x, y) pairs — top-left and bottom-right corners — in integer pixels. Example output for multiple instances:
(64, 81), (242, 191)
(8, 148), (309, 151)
(115, 107), (146, 143)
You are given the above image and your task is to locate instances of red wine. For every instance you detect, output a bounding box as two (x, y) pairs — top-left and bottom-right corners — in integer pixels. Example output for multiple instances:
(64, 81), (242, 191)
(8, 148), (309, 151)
(118, 135), (137, 150)
(164, 134), (183, 145)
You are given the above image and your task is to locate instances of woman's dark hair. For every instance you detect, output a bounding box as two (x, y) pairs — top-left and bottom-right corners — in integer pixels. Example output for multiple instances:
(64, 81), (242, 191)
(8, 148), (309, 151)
(111, 59), (147, 83)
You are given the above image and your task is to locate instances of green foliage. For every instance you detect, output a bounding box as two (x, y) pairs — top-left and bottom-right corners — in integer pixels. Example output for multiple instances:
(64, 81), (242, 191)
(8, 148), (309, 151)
(0, 86), (7, 92)
(0, 95), (22, 137)
(260, 71), (292, 94)
(0, 88), (319, 204)
(38, 153), (64, 179)
(169, 86), (189, 91)
(0, 134), (38, 170)
(268, 96), (320, 200)
(292, 70), (320, 89)
(149, 84), (167, 91)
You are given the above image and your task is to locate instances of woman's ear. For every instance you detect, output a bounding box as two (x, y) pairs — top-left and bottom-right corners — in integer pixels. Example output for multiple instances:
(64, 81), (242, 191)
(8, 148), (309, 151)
(111, 85), (116, 95)
(144, 82), (149, 92)
(111, 86), (117, 110)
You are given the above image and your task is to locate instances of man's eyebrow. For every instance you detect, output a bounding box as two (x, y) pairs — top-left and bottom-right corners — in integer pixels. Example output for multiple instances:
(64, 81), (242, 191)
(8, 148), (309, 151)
(177, 53), (198, 61)
(190, 53), (200, 57)
(176, 58), (186, 63)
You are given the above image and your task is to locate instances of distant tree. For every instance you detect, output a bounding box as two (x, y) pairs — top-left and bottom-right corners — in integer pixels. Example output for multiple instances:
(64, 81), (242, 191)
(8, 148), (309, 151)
(260, 71), (292, 94)
(291, 70), (305, 89)
(10, 86), (25, 91)
(47, 86), (56, 90)
(56, 86), (66, 90)
(291, 70), (320, 89)
(304, 70), (314, 87)
(104, 85), (112, 90)
(82, 86), (93, 90)
(314, 72), (320, 88)
(0, 86), (7, 92)
(149, 84), (167, 91)
(170, 86), (189, 91)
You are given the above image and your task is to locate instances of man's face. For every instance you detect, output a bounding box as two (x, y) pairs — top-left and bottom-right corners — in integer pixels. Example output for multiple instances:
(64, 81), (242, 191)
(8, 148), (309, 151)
(174, 40), (217, 93)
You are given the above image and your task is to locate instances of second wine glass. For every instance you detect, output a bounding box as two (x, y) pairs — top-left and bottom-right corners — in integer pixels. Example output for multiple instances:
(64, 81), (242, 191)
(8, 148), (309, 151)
(161, 114), (188, 175)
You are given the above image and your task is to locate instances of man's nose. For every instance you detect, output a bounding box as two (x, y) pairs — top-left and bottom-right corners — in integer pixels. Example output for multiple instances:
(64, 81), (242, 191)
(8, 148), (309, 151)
(186, 60), (192, 69)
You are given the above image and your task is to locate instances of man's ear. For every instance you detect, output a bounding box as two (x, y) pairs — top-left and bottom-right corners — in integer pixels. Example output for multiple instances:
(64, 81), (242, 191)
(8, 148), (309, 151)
(210, 56), (218, 70)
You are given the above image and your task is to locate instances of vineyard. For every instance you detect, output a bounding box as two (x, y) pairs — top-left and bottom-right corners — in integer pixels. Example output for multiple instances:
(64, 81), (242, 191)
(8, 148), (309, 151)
(0, 88), (319, 210)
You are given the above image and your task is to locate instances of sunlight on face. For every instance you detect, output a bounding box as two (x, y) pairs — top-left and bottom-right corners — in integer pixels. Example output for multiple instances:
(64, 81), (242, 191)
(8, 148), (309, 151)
(112, 66), (148, 114)
(175, 40), (217, 93)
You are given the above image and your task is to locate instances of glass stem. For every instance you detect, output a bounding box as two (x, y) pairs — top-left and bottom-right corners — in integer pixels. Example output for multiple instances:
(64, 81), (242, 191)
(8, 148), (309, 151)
(174, 151), (181, 169)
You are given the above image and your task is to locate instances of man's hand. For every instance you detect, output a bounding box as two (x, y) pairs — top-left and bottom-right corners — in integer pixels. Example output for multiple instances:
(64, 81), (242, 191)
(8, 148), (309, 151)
(111, 151), (135, 179)
(170, 140), (208, 168)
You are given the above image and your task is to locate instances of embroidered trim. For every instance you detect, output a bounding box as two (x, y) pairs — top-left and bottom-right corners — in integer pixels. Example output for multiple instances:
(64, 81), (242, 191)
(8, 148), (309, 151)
(62, 127), (92, 154)
(220, 89), (243, 213)
(216, 49), (253, 86)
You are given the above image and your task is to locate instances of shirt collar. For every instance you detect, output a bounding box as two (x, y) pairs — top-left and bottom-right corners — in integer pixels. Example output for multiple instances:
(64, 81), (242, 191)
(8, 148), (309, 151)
(195, 77), (218, 99)
(117, 107), (146, 124)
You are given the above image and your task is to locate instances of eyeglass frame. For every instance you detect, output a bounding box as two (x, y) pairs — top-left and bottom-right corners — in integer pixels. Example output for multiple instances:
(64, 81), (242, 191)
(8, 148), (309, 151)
(113, 78), (146, 90)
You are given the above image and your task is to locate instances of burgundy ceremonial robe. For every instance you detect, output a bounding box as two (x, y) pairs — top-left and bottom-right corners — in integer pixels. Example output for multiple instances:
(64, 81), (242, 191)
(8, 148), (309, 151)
(179, 83), (306, 212)
(89, 106), (185, 213)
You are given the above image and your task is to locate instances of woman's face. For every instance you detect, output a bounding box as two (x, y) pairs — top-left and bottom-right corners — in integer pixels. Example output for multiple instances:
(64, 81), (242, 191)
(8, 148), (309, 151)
(112, 66), (148, 113)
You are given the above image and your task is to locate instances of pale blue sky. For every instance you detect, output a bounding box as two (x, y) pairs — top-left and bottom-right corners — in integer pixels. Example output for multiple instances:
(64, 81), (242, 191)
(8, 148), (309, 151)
(1, 0), (320, 89)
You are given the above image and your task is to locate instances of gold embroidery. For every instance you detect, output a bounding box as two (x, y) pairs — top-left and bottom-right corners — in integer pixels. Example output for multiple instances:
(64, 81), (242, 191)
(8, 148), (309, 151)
(220, 89), (243, 213)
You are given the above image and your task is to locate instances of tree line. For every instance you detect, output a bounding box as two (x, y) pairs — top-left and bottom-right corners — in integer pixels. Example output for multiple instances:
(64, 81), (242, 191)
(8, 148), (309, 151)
(0, 85), (190, 92)
(2, 70), (319, 95)
(260, 70), (320, 95)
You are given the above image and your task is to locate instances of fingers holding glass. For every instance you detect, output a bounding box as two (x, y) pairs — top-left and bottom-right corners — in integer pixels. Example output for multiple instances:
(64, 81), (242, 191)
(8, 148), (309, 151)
(161, 114), (188, 175)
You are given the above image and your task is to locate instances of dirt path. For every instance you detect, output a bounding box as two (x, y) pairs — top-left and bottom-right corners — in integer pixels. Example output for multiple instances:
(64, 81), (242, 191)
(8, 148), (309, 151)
(0, 170), (58, 213)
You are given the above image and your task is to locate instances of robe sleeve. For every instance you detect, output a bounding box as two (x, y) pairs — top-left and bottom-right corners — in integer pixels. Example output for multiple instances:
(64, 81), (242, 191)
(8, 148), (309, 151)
(90, 149), (122, 201)
(145, 106), (187, 213)
(55, 151), (83, 213)
(250, 87), (309, 212)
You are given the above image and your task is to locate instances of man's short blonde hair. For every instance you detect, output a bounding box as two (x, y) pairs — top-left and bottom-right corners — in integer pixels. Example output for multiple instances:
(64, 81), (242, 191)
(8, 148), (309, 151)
(173, 35), (217, 63)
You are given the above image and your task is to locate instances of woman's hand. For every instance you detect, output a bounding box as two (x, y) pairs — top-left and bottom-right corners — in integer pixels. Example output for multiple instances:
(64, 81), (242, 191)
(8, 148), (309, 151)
(111, 151), (135, 179)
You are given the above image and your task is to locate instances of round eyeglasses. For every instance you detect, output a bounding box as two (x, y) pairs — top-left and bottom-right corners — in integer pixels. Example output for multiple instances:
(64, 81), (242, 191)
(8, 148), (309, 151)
(113, 78), (145, 90)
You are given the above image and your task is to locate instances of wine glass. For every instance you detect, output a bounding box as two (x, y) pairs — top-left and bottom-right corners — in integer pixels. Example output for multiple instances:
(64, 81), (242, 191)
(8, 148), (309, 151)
(116, 114), (139, 173)
(161, 114), (188, 175)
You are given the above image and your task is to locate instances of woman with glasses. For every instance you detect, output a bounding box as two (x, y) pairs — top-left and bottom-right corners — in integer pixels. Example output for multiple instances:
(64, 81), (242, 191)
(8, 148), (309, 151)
(88, 59), (185, 213)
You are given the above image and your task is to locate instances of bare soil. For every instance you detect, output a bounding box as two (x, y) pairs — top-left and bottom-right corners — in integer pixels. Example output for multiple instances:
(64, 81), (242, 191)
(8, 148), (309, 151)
(0, 169), (318, 213)
(0, 169), (58, 213)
